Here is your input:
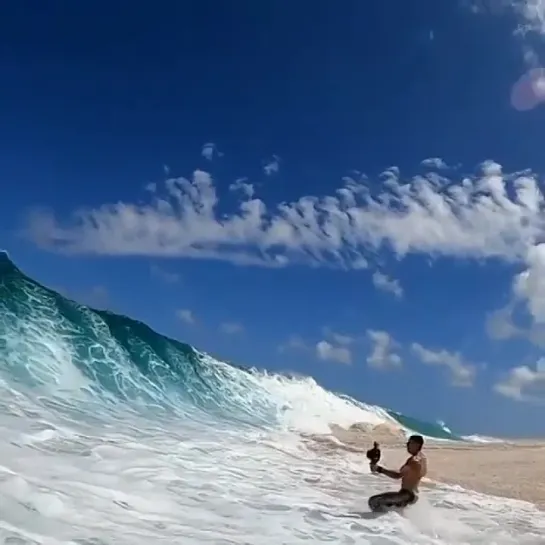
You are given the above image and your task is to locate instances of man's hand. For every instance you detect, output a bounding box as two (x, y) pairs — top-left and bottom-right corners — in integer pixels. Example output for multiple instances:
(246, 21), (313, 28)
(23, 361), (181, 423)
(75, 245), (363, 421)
(373, 465), (402, 480)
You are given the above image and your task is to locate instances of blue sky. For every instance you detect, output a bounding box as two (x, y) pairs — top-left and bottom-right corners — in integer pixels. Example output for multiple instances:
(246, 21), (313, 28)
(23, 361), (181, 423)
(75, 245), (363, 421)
(3, 1), (545, 437)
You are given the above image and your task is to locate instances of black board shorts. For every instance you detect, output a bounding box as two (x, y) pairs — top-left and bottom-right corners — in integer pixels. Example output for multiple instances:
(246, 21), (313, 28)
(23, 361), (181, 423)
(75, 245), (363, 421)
(368, 489), (417, 512)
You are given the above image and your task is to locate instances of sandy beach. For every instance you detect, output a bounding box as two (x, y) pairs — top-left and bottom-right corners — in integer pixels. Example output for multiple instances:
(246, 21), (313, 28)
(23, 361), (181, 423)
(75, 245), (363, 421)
(306, 423), (545, 509)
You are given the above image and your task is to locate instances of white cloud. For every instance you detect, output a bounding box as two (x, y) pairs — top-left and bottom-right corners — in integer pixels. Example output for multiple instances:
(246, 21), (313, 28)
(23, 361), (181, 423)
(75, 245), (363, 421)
(351, 257), (369, 269)
(22, 160), (545, 273)
(220, 322), (244, 335)
(264, 155), (280, 176)
(421, 157), (448, 170)
(486, 244), (545, 346)
(512, 243), (545, 323)
(486, 304), (545, 347)
(372, 271), (403, 298)
(316, 340), (352, 364)
(494, 357), (545, 402)
(176, 309), (195, 324)
(150, 264), (180, 283)
(511, 0), (545, 35)
(229, 177), (255, 198)
(466, 0), (545, 35)
(201, 143), (223, 161)
(480, 159), (503, 176)
(366, 330), (402, 369)
(486, 303), (521, 340)
(201, 143), (215, 161)
(411, 342), (476, 387)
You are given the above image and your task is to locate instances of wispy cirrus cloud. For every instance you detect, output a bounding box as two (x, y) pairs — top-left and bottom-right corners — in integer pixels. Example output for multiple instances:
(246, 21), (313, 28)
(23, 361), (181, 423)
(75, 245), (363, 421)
(22, 159), (545, 272)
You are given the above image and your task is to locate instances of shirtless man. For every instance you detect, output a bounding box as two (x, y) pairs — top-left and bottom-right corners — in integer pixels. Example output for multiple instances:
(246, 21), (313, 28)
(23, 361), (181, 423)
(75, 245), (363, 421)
(368, 434), (427, 512)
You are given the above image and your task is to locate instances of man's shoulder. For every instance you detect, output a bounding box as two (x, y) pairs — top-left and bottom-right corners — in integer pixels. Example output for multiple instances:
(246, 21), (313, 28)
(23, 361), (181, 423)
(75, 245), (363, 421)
(408, 453), (426, 465)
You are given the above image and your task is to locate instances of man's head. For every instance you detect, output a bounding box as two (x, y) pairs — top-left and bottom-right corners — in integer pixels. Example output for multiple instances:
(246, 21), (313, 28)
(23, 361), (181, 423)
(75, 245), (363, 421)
(406, 434), (424, 455)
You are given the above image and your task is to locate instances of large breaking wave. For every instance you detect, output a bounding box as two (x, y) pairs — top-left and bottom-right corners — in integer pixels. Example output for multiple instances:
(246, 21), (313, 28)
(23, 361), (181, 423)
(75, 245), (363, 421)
(0, 251), (466, 440)
(0, 251), (467, 440)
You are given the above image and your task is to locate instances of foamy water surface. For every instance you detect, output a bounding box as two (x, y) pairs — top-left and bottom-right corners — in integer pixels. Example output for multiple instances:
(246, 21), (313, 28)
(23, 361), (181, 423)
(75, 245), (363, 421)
(1, 385), (544, 545)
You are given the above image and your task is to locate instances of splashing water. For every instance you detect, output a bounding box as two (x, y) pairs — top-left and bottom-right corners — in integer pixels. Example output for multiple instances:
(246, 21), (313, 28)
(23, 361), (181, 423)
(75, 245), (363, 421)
(0, 253), (544, 544)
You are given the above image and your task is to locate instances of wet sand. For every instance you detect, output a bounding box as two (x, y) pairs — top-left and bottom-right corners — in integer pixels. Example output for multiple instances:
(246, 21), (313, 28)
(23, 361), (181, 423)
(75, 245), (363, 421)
(306, 423), (545, 509)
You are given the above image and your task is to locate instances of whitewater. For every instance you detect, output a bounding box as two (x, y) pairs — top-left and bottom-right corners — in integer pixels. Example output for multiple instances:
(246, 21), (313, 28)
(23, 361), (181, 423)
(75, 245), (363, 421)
(0, 253), (543, 544)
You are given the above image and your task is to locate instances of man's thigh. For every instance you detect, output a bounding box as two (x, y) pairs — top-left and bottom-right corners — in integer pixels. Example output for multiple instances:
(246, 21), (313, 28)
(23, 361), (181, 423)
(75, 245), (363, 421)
(368, 490), (414, 512)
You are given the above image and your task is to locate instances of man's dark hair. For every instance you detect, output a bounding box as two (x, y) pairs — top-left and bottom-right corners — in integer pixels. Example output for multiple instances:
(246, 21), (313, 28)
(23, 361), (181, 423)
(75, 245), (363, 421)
(408, 434), (424, 447)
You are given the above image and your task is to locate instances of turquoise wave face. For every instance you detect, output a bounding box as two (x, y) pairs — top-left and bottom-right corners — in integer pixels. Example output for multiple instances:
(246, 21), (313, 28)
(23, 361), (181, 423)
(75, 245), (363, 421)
(0, 253), (276, 426)
(0, 252), (464, 440)
(386, 410), (463, 441)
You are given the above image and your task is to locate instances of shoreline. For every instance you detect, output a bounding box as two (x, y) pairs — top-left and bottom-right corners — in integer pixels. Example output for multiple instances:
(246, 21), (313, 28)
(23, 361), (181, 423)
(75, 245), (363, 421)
(305, 423), (545, 509)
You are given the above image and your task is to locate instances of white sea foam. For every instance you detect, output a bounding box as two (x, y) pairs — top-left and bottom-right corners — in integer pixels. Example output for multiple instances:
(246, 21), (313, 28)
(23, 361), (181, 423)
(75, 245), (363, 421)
(463, 434), (505, 443)
(0, 384), (543, 545)
(255, 371), (393, 434)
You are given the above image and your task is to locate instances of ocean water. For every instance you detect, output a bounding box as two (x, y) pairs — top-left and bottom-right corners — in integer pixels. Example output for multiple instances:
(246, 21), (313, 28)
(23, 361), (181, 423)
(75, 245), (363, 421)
(0, 253), (544, 545)
(385, 411), (463, 441)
